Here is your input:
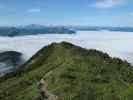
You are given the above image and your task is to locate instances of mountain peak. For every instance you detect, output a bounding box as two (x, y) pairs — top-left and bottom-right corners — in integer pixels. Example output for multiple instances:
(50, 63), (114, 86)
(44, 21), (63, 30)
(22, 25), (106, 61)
(0, 42), (133, 100)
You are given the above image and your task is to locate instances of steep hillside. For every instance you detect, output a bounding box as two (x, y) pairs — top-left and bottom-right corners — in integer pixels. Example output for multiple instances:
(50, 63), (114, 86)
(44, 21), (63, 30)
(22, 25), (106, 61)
(0, 42), (133, 100)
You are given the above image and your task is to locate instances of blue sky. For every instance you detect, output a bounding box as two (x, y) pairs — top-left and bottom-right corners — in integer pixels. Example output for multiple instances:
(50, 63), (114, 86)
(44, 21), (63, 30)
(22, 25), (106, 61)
(0, 0), (133, 26)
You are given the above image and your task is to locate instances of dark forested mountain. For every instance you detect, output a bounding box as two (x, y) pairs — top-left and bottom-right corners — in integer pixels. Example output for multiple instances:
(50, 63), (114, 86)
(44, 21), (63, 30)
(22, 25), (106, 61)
(0, 51), (23, 76)
(0, 42), (133, 100)
(0, 25), (75, 37)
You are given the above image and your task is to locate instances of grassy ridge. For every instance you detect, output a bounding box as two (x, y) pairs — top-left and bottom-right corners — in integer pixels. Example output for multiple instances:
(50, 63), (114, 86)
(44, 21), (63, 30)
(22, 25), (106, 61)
(0, 42), (133, 100)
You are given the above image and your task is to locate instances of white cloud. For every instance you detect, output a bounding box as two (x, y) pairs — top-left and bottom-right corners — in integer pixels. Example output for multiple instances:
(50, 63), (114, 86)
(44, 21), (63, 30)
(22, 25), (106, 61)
(28, 8), (41, 13)
(91, 0), (121, 9)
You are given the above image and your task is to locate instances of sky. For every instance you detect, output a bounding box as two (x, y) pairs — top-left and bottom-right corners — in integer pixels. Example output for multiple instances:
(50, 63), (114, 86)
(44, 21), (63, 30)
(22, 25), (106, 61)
(0, 0), (133, 26)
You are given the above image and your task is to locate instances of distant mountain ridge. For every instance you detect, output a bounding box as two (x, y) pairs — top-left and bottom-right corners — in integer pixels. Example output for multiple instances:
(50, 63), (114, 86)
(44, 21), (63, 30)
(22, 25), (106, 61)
(0, 24), (75, 37)
(69, 26), (133, 32)
(0, 25), (133, 37)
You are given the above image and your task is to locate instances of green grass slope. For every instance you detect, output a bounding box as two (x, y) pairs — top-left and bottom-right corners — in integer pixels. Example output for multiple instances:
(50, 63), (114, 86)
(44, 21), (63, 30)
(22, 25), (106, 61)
(0, 42), (133, 100)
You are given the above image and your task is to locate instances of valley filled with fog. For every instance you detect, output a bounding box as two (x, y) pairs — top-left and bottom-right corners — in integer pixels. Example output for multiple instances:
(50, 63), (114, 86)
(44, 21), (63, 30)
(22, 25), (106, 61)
(0, 31), (133, 64)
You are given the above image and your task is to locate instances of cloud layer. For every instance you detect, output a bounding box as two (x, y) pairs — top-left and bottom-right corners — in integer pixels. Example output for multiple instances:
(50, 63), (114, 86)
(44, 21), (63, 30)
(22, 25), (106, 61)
(0, 31), (133, 64)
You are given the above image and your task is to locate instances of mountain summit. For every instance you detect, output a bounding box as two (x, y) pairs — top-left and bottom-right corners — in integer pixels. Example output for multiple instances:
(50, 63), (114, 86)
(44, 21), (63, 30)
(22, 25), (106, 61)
(0, 42), (133, 100)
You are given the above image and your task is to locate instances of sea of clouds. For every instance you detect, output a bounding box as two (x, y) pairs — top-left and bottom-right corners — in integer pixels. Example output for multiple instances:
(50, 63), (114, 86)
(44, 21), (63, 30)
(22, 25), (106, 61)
(0, 30), (133, 64)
